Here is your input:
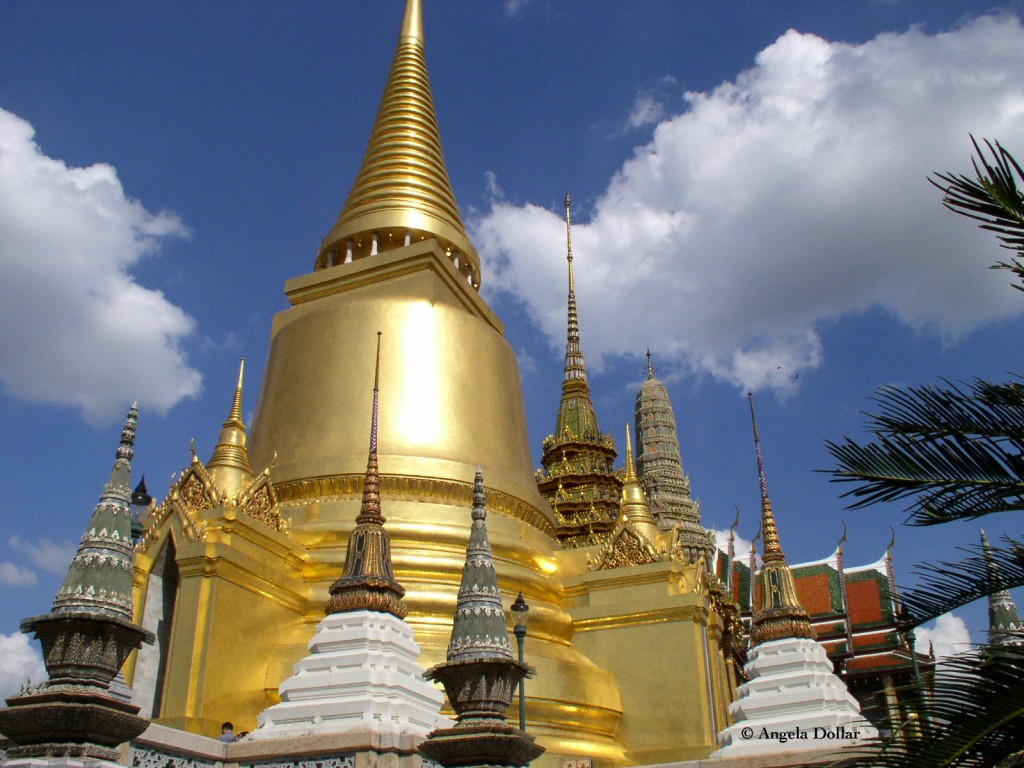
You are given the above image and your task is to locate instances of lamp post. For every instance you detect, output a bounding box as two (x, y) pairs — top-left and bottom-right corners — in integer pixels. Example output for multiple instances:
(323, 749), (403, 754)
(511, 592), (529, 731)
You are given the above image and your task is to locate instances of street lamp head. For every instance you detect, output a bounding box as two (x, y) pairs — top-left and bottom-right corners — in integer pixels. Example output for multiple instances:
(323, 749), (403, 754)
(511, 591), (530, 628)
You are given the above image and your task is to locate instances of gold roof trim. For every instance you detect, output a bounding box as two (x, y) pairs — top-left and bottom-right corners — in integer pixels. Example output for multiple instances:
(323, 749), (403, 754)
(317, 0), (480, 286)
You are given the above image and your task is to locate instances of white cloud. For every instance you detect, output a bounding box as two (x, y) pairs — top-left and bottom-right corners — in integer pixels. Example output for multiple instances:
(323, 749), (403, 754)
(474, 16), (1024, 392)
(0, 632), (47, 701)
(916, 612), (972, 659)
(627, 93), (667, 130)
(0, 562), (37, 586)
(8, 536), (75, 575)
(712, 528), (760, 566)
(0, 108), (202, 424)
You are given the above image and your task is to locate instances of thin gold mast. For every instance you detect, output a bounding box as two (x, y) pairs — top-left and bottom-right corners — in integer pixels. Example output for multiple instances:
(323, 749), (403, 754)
(317, 0), (479, 284)
(747, 392), (813, 645)
(624, 424), (638, 481)
(326, 333), (408, 619)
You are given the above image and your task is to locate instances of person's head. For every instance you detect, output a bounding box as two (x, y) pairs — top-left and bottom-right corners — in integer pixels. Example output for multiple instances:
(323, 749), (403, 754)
(221, 722), (234, 734)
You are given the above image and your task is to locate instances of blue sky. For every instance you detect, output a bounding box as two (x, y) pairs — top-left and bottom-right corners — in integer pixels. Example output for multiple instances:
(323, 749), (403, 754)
(2, 1), (1023, 694)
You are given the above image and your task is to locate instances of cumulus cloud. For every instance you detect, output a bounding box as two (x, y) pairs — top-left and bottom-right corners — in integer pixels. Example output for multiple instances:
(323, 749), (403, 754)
(0, 632), (47, 701)
(474, 16), (1024, 391)
(916, 612), (972, 659)
(8, 536), (75, 575)
(0, 562), (37, 586)
(0, 108), (202, 424)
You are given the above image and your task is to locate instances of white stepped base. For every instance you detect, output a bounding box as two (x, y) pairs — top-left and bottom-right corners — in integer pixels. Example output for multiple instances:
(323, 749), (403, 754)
(713, 637), (878, 758)
(250, 609), (449, 740)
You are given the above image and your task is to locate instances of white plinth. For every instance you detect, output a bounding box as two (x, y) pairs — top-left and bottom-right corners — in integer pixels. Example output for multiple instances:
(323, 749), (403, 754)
(250, 609), (449, 740)
(712, 637), (878, 758)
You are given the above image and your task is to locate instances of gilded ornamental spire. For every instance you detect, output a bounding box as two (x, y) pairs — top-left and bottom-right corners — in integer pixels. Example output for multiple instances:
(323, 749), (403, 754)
(537, 194), (621, 548)
(747, 393), (813, 645)
(620, 425), (659, 544)
(562, 194), (589, 391)
(326, 333), (408, 619)
(554, 193), (600, 440)
(317, 0), (479, 285)
(51, 404), (139, 621)
(206, 358), (256, 498)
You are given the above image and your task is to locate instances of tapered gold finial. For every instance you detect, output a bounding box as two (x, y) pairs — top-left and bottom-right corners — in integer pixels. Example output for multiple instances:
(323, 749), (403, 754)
(562, 193), (587, 389)
(620, 424), (658, 543)
(229, 357), (245, 425)
(326, 332), (408, 619)
(400, 0), (423, 42)
(317, 0), (479, 286)
(207, 358), (255, 497)
(747, 392), (813, 645)
(624, 423), (638, 481)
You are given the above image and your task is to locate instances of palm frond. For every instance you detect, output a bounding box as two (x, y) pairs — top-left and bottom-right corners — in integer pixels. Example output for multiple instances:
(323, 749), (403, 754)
(893, 537), (1024, 626)
(826, 379), (1024, 525)
(829, 645), (1024, 767)
(930, 137), (1024, 285)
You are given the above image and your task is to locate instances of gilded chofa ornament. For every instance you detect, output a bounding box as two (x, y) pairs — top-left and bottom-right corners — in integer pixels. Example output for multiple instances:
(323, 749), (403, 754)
(0, 405), (154, 761)
(326, 333), (408, 619)
(421, 469), (544, 768)
(747, 393), (814, 645)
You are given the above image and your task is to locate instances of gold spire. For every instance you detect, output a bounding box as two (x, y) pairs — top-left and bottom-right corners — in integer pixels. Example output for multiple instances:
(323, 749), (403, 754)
(747, 392), (813, 645)
(317, 0), (480, 285)
(326, 333), (408, 619)
(624, 424), (638, 481)
(400, 0), (423, 42)
(207, 358), (255, 498)
(563, 193), (588, 389)
(621, 424), (658, 543)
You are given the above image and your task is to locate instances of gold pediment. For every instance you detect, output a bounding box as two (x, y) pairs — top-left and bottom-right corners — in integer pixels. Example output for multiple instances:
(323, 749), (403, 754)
(589, 520), (660, 571)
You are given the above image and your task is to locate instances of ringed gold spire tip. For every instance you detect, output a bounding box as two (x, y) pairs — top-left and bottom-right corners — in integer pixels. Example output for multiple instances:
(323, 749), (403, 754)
(316, 0), (479, 288)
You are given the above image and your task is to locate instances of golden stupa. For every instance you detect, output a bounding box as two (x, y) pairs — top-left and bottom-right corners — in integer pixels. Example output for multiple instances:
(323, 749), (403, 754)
(128, 2), (738, 764)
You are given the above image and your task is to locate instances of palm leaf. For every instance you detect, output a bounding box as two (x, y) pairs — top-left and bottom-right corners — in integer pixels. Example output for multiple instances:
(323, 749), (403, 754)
(893, 536), (1024, 626)
(828, 645), (1024, 767)
(826, 379), (1024, 525)
(930, 137), (1024, 292)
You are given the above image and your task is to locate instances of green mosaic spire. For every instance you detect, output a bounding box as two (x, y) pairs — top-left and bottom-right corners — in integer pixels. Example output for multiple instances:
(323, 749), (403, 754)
(51, 404), (138, 621)
(981, 529), (1024, 646)
(447, 469), (513, 661)
(537, 194), (622, 548)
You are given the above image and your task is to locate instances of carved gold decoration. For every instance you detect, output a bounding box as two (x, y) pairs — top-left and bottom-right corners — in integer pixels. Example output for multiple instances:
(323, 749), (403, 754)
(588, 522), (660, 571)
(179, 472), (214, 513)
